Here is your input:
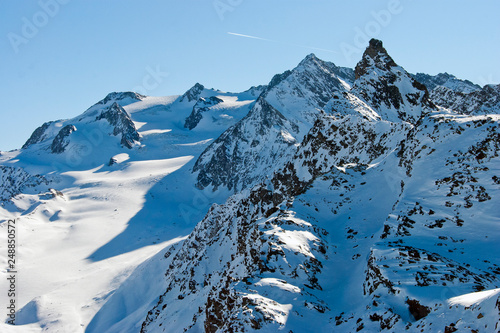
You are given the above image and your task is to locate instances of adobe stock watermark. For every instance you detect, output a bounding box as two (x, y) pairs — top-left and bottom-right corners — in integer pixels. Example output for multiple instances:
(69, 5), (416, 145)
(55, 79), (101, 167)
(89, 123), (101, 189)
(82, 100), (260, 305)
(213, 0), (243, 21)
(5, 219), (17, 325)
(131, 65), (169, 96)
(7, 0), (71, 54)
(477, 74), (497, 88)
(178, 188), (218, 225)
(339, 0), (406, 62)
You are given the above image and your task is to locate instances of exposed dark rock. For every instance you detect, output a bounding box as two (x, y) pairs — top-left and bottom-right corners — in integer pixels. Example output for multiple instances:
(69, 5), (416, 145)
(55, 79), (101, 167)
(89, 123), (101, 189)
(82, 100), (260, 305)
(22, 121), (53, 149)
(96, 102), (140, 148)
(184, 96), (224, 130)
(180, 83), (205, 103)
(430, 84), (500, 114)
(243, 85), (267, 97)
(352, 39), (436, 124)
(48, 188), (63, 197)
(94, 91), (145, 107)
(51, 125), (77, 154)
(406, 298), (430, 320)
(355, 39), (397, 79)
(264, 70), (293, 94)
(0, 166), (48, 201)
(444, 323), (458, 333)
(193, 97), (291, 191)
(412, 72), (480, 93)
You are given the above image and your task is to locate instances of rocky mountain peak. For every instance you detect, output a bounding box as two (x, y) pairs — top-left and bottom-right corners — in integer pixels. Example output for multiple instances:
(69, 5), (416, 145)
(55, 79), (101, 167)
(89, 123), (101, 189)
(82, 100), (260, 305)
(429, 82), (500, 114)
(355, 38), (397, 79)
(264, 70), (293, 95)
(412, 72), (481, 94)
(298, 53), (319, 66)
(193, 95), (294, 191)
(192, 52), (356, 192)
(352, 39), (435, 124)
(99, 91), (145, 105)
(263, 53), (353, 113)
(243, 84), (267, 97)
(296, 52), (339, 76)
(22, 121), (54, 149)
(483, 83), (500, 93)
(180, 83), (205, 103)
(79, 91), (146, 121)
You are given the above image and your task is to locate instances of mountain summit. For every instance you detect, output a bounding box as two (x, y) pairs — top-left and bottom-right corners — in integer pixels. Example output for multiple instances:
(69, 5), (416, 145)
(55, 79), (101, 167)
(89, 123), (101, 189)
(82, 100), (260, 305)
(192, 53), (355, 192)
(354, 38), (397, 79)
(352, 38), (435, 124)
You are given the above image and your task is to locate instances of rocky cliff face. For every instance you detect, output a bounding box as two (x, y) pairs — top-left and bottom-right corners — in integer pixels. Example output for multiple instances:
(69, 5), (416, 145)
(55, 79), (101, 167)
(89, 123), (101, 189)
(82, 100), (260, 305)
(96, 102), (141, 148)
(22, 121), (54, 149)
(0, 165), (48, 202)
(193, 96), (298, 191)
(184, 96), (224, 130)
(243, 85), (267, 97)
(50, 124), (77, 153)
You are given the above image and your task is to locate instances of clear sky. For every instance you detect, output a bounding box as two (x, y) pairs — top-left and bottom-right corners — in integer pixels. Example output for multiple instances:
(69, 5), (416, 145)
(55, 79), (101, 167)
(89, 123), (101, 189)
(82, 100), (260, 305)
(1, 0), (499, 151)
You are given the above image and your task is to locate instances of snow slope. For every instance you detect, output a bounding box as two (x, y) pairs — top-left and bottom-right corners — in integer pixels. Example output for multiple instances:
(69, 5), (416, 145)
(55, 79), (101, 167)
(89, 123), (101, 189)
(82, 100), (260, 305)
(0, 87), (258, 332)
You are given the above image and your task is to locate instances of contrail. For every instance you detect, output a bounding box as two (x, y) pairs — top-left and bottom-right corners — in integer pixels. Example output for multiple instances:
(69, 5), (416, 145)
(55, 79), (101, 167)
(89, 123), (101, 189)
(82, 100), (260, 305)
(227, 32), (271, 41)
(294, 45), (338, 54)
(227, 32), (337, 54)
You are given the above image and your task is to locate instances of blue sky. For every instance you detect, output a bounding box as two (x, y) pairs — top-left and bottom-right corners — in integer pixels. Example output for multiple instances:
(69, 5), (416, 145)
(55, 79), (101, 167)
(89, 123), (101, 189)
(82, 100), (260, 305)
(1, 0), (499, 151)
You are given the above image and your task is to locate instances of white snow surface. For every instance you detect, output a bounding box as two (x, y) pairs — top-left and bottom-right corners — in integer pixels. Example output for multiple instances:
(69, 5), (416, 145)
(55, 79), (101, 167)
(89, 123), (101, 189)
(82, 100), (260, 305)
(0, 87), (255, 332)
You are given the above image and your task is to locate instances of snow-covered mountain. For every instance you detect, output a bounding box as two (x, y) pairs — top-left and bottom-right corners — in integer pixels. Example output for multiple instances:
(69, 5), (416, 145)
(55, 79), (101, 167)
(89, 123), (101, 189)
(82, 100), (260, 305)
(429, 84), (500, 115)
(132, 39), (500, 333)
(0, 85), (258, 332)
(411, 72), (481, 94)
(410, 72), (500, 115)
(193, 54), (355, 192)
(1, 39), (499, 333)
(352, 39), (436, 124)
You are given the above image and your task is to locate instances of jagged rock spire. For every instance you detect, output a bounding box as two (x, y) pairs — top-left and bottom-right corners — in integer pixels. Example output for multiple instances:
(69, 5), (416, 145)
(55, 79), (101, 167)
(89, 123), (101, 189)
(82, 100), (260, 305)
(352, 38), (435, 124)
(355, 39), (397, 79)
